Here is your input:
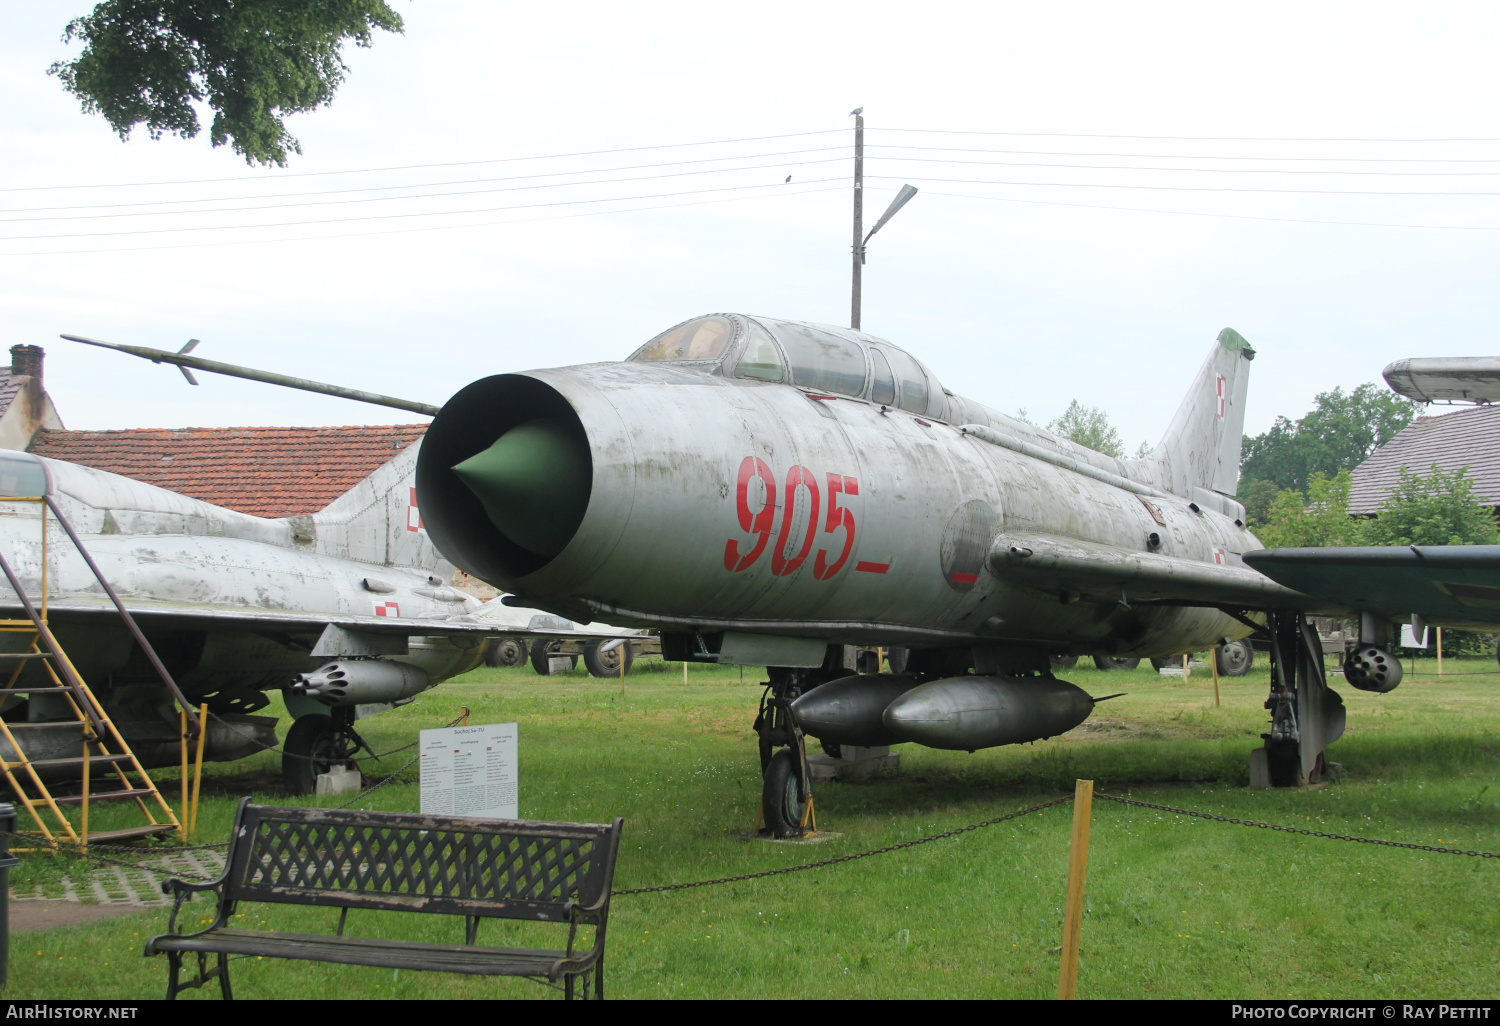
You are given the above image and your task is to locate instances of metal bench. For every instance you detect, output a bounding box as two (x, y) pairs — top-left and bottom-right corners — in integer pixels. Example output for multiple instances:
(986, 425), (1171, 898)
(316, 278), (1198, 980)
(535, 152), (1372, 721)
(145, 799), (623, 999)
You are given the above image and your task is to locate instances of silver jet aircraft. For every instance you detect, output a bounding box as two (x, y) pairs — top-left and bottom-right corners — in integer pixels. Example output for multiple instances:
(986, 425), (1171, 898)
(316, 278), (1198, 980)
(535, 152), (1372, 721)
(0, 440), (635, 794)
(412, 313), (1354, 833)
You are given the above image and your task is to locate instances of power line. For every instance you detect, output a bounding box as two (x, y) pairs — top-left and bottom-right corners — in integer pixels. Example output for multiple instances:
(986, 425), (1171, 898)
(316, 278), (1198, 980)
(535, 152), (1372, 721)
(867, 173), (1500, 197)
(0, 157), (846, 224)
(2, 146), (849, 215)
(877, 127), (1500, 143)
(0, 185), (846, 258)
(924, 189), (1500, 232)
(0, 129), (847, 194)
(870, 142), (1500, 165)
(870, 153), (1500, 177)
(0, 178), (846, 242)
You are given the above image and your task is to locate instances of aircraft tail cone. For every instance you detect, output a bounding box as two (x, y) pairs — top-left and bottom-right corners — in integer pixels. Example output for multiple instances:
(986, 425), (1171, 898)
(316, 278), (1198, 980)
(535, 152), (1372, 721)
(452, 416), (591, 559)
(882, 674), (1096, 750)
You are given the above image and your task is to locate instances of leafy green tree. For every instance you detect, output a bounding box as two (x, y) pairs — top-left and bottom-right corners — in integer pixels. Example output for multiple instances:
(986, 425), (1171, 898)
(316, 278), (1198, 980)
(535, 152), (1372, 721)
(1241, 478), (1280, 527)
(1048, 400), (1124, 458)
(1255, 469), (1365, 548)
(1240, 383), (1422, 495)
(1362, 464), (1499, 547)
(49, 1), (403, 166)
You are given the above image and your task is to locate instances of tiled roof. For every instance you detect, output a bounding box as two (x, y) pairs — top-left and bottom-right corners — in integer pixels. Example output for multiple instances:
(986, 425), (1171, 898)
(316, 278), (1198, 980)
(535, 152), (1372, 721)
(0, 372), (23, 420)
(27, 425), (427, 519)
(1349, 404), (1500, 513)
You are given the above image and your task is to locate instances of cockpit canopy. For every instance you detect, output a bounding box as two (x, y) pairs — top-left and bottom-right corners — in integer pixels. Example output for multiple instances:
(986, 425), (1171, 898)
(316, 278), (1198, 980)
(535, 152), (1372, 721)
(628, 313), (948, 420)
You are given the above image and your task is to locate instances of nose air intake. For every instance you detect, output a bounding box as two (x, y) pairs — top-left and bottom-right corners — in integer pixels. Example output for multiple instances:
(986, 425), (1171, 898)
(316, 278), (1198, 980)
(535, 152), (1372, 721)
(415, 374), (593, 583)
(452, 417), (591, 559)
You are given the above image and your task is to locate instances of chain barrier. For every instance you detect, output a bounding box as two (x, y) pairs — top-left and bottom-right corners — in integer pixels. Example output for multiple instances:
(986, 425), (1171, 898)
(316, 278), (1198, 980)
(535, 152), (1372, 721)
(614, 795), (1075, 895)
(1094, 792), (1500, 859)
(205, 708), (427, 763)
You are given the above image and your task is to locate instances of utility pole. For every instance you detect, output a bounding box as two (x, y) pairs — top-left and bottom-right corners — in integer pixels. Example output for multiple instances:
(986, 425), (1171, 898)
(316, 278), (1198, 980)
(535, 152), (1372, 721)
(850, 108), (865, 330)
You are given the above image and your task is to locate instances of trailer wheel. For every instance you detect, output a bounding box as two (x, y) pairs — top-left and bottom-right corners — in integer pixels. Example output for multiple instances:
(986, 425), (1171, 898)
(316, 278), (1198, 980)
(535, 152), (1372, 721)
(530, 639), (577, 675)
(1215, 640), (1255, 677)
(583, 640), (634, 678)
(486, 638), (527, 668)
(1093, 656), (1141, 671)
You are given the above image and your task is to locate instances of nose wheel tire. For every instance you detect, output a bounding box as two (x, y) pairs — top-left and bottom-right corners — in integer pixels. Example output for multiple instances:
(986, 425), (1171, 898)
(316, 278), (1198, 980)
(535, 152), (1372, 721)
(1093, 656), (1141, 671)
(282, 715), (343, 796)
(761, 748), (807, 838)
(1049, 655), (1079, 670)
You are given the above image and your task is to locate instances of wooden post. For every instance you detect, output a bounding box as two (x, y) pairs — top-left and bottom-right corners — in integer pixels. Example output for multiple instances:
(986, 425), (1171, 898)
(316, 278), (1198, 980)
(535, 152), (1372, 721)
(80, 744), (89, 851)
(1436, 627), (1444, 675)
(459, 706), (470, 727)
(178, 706), (188, 841)
(619, 649), (626, 695)
(1182, 653), (1190, 682)
(1211, 648), (1221, 707)
(189, 703), (208, 838)
(683, 661), (689, 685)
(1057, 778), (1094, 1000)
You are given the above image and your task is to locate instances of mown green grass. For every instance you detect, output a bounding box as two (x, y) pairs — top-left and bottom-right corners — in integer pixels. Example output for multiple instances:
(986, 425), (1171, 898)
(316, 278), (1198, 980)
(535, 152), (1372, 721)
(8, 654), (1499, 999)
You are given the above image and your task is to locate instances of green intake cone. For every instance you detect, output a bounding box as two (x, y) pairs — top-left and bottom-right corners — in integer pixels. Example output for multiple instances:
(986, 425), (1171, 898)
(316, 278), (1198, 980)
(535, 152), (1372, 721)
(452, 417), (591, 559)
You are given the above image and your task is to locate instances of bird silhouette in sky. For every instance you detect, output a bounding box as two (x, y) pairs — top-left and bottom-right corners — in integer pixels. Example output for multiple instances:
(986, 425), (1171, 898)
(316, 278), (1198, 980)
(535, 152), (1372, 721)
(785, 175), (792, 183)
(849, 106), (863, 116)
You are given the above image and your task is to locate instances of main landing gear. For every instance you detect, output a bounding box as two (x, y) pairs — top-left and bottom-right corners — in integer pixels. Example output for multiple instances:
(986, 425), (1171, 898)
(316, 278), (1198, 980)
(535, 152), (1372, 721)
(282, 708), (370, 795)
(1252, 611), (1346, 787)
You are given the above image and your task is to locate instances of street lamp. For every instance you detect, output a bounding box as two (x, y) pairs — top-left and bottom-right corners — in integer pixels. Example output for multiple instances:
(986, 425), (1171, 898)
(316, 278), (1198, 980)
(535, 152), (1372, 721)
(849, 109), (918, 331)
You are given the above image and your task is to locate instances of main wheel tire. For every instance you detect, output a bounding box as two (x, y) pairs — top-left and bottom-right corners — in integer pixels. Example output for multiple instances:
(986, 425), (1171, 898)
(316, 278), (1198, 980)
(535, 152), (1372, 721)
(282, 715), (340, 796)
(886, 647), (910, 674)
(486, 638), (527, 668)
(530, 639), (578, 675)
(1093, 656), (1141, 671)
(1049, 655), (1079, 670)
(1150, 655), (1184, 670)
(1215, 640), (1254, 677)
(583, 640), (634, 678)
(760, 748), (806, 837)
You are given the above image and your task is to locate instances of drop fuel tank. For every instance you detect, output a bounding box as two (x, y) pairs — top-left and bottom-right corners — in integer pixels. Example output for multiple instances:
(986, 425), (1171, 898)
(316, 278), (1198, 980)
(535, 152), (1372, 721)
(881, 674), (1099, 750)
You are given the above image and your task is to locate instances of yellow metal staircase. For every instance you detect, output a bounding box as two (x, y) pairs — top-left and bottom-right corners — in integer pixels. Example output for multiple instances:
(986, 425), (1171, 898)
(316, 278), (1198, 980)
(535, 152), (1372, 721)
(0, 492), (188, 848)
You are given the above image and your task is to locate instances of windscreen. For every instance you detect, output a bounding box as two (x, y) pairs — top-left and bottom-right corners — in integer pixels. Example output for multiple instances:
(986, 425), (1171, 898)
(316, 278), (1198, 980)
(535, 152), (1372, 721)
(878, 344), (929, 414)
(630, 315), (735, 363)
(771, 322), (867, 397)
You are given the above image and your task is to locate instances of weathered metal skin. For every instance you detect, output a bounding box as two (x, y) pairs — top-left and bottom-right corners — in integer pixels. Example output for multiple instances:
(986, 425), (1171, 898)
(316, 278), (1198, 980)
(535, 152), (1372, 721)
(418, 315), (1263, 659)
(881, 674), (1097, 750)
(790, 673), (921, 746)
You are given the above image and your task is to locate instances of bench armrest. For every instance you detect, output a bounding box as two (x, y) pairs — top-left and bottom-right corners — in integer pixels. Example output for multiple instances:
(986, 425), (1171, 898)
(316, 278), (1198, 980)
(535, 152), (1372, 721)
(161, 875), (228, 935)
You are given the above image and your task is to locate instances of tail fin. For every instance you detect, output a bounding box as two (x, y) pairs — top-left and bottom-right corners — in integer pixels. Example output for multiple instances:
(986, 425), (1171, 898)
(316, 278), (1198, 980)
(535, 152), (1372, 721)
(307, 439), (454, 574)
(1150, 328), (1255, 499)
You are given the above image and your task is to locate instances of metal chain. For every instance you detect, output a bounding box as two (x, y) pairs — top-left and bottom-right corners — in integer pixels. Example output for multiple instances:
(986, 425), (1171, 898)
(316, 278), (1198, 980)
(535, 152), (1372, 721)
(1094, 792), (1500, 858)
(205, 709), (428, 763)
(331, 754), (419, 811)
(614, 794), (1074, 895)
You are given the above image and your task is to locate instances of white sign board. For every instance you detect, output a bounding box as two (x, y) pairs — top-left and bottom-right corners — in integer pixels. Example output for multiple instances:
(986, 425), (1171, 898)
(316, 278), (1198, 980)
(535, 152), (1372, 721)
(1400, 624), (1431, 649)
(419, 722), (518, 820)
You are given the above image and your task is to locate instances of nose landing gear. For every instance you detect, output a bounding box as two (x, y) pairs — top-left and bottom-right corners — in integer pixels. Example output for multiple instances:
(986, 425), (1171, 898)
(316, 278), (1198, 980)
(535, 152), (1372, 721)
(281, 707), (370, 795)
(753, 669), (817, 837)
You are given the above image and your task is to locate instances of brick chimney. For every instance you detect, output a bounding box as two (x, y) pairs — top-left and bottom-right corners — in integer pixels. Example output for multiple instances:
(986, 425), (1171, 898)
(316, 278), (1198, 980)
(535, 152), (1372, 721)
(9, 345), (42, 382)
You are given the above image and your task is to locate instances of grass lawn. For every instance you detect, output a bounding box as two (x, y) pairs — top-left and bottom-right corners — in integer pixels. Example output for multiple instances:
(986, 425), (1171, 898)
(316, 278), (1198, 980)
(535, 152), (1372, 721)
(7, 654), (1499, 999)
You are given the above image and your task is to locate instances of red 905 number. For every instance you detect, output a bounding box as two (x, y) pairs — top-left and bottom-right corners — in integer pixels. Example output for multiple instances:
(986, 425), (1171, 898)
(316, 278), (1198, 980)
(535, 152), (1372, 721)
(724, 456), (858, 579)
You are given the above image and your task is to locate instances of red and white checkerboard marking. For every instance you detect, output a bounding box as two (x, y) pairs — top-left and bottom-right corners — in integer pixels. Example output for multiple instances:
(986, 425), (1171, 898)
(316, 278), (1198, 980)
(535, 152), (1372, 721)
(375, 602), (400, 617)
(407, 487), (424, 532)
(1213, 548), (1227, 565)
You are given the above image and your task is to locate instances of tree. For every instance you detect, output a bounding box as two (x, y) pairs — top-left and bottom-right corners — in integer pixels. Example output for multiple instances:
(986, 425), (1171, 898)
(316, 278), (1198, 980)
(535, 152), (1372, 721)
(1255, 470), (1365, 549)
(49, 1), (403, 166)
(1048, 400), (1124, 458)
(1240, 383), (1422, 495)
(1361, 464), (1500, 547)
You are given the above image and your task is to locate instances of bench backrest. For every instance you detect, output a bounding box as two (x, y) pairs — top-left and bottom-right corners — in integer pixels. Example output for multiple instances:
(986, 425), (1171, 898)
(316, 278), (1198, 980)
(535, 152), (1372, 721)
(223, 801), (623, 922)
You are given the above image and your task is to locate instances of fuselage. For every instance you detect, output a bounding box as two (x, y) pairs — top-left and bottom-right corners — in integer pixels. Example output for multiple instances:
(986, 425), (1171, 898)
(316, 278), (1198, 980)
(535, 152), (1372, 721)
(418, 313), (1260, 658)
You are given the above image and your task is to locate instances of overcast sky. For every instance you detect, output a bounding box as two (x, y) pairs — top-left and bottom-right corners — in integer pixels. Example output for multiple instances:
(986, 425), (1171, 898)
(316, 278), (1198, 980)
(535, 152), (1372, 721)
(3, 1), (1498, 453)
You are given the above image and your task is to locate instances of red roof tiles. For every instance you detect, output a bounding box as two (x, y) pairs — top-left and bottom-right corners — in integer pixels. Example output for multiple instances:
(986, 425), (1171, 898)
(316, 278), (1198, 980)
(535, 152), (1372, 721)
(27, 425), (426, 519)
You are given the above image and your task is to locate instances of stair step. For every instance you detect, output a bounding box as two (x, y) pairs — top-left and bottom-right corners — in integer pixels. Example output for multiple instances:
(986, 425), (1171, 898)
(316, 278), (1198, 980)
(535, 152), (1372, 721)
(0, 687), (80, 695)
(22, 754), (132, 769)
(4, 721), (84, 731)
(83, 823), (178, 844)
(52, 789), (154, 805)
(0, 653), (49, 660)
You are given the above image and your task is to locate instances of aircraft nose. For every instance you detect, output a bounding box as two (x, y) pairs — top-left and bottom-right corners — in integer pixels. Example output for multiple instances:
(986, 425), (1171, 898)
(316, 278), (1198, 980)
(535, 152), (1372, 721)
(451, 416), (591, 559)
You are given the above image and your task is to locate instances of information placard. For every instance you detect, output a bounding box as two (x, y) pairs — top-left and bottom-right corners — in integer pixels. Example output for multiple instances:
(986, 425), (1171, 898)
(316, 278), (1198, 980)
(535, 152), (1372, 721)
(419, 722), (518, 819)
